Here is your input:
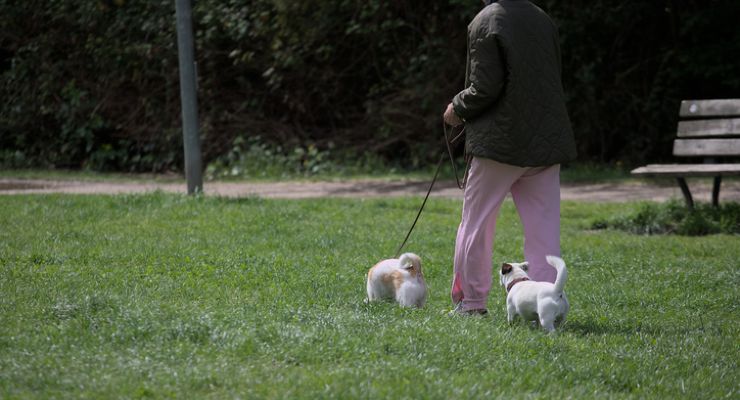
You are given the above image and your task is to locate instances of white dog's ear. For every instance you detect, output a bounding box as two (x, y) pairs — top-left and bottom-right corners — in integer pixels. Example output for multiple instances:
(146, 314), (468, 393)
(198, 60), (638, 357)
(501, 263), (513, 274)
(521, 262), (529, 271)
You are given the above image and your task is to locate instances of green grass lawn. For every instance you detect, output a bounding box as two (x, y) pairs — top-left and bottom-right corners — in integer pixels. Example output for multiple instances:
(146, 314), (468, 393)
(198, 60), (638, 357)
(0, 193), (738, 399)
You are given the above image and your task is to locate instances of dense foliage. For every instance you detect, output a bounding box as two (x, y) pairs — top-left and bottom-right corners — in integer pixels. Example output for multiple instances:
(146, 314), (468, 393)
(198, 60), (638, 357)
(1, 0), (738, 172)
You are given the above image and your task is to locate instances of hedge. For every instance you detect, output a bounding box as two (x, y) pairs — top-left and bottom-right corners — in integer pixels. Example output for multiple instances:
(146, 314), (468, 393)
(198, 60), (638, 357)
(1, 0), (738, 172)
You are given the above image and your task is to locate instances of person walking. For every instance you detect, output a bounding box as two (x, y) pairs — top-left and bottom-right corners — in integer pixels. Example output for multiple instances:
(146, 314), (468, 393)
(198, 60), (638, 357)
(443, 0), (577, 315)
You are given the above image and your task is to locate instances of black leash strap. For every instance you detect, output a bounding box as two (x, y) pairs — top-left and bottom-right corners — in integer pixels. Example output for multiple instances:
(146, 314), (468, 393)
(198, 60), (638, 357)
(394, 153), (446, 258)
(444, 122), (468, 190)
(393, 122), (467, 258)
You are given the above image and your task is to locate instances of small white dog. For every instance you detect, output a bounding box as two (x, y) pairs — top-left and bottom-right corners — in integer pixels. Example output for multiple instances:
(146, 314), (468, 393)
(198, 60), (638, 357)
(366, 253), (427, 308)
(499, 255), (569, 333)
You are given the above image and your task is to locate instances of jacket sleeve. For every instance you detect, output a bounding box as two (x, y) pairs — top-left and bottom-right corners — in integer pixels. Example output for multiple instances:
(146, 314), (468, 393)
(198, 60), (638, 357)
(452, 33), (506, 121)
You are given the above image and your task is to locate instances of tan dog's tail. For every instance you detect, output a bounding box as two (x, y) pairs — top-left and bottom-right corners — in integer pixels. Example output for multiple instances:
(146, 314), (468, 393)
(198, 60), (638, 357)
(399, 253), (422, 272)
(546, 255), (567, 294)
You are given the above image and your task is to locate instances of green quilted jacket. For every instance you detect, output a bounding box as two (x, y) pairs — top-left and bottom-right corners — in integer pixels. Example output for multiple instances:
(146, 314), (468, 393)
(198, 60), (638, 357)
(452, 0), (576, 167)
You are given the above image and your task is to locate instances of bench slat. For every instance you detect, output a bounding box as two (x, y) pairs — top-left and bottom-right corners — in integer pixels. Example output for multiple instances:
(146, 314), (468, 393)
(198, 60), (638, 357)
(631, 164), (740, 177)
(673, 138), (740, 156)
(679, 99), (740, 118)
(677, 118), (740, 137)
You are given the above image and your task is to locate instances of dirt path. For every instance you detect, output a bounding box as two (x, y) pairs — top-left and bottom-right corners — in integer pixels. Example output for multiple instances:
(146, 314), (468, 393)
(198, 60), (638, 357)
(2, 177), (739, 203)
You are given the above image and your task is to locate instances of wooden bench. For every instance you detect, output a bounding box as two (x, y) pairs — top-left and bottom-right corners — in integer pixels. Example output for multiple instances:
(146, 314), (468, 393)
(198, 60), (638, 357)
(631, 99), (740, 208)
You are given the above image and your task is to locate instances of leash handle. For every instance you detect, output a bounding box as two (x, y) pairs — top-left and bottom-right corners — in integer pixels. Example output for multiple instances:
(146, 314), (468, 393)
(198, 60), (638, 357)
(443, 122), (469, 190)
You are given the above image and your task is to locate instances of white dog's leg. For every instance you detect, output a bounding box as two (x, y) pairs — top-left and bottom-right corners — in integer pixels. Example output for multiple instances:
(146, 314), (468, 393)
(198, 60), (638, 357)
(507, 303), (517, 324)
(540, 315), (556, 333)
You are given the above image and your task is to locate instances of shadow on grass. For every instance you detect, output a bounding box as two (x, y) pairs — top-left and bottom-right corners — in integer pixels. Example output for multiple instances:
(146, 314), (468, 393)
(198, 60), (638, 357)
(211, 195), (266, 204)
(564, 319), (658, 336)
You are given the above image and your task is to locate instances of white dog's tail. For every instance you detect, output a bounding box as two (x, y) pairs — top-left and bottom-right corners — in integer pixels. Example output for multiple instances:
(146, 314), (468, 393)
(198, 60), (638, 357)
(399, 253), (422, 272)
(546, 255), (567, 294)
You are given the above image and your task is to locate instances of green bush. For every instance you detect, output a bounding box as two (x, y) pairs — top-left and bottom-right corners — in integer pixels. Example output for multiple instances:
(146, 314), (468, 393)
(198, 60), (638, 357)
(1, 0), (738, 172)
(204, 135), (394, 179)
(204, 136), (337, 179)
(592, 200), (740, 236)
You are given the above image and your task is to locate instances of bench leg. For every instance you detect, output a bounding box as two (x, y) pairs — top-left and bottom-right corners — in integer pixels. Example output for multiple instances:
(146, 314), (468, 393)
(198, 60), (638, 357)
(712, 176), (722, 207)
(676, 177), (694, 210)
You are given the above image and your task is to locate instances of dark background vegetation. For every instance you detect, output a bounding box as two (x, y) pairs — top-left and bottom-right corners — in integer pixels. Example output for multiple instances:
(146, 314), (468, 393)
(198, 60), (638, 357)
(1, 0), (738, 173)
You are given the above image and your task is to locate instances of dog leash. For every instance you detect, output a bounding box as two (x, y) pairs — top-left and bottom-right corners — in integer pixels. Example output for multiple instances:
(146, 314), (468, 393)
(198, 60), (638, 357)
(444, 122), (470, 191)
(393, 121), (469, 258)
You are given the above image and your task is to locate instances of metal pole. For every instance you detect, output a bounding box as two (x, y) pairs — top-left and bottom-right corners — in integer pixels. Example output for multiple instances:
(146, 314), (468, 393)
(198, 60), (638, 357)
(175, 0), (203, 194)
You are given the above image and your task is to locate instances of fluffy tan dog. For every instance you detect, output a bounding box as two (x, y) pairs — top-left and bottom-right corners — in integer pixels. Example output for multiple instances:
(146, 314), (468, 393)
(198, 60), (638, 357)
(366, 253), (427, 308)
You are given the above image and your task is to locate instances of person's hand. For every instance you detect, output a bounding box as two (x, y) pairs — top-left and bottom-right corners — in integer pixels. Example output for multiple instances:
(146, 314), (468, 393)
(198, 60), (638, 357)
(443, 103), (463, 126)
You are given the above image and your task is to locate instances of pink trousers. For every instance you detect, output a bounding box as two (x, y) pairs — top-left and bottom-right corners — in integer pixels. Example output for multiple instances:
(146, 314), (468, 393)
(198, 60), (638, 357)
(451, 157), (561, 310)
